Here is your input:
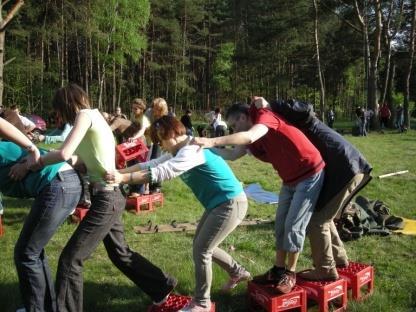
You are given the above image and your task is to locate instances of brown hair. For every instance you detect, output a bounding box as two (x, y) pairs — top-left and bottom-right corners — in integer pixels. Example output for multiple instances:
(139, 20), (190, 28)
(150, 115), (186, 144)
(131, 98), (146, 110)
(152, 97), (168, 118)
(52, 84), (90, 124)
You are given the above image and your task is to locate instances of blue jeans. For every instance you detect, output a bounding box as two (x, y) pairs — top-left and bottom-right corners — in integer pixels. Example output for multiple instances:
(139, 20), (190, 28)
(14, 169), (81, 312)
(275, 170), (324, 253)
(56, 187), (176, 312)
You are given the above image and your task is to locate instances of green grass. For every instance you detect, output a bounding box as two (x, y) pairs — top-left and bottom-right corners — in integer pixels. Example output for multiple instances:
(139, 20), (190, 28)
(1, 129), (416, 311)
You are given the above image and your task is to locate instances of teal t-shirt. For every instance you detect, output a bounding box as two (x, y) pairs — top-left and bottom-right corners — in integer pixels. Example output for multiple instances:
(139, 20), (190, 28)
(0, 142), (65, 198)
(180, 149), (243, 210)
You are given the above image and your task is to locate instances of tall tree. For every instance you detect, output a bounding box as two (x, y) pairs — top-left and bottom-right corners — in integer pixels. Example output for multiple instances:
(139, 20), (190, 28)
(403, 0), (416, 129)
(0, 0), (24, 106)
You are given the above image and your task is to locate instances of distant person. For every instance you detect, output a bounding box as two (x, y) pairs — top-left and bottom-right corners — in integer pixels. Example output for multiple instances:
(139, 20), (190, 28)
(355, 107), (367, 136)
(10, 105), (36, 134)
(181, 109), (193, 136)
(130, 98), (151, 143)
(102, 111), (141, 144)
(168, 105), (176, 117)
(379, 103), (391, 129)
(326, 109), (335, 128)
(212, 108), (227, 137)
(36, 120), (73, 144)
(395, 104), (404, 132)
(114, 106), (127, 119)
(364, 109), (374, 133)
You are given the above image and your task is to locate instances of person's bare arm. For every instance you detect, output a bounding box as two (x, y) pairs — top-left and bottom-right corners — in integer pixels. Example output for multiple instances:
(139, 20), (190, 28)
(192, 123), (268, 148)
(105, 169), (149, 185)
(0, 117), (40, 165)
(29, 111), (90, 169)
(210, 145), (247, 161)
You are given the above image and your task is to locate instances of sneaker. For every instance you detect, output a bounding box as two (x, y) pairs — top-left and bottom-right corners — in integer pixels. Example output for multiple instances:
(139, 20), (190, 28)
(252, 266), (285, 285)
(178, 299), (211, 312)
(336, 260), (349, 269)
(297, 267), (339, 281)
(153, 293), (171, 306)
(221, 269), (252, 292)
(275, 271), (296, 294)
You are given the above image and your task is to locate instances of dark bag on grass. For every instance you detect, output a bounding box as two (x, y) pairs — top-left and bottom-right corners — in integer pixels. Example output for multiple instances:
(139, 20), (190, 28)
(335, 195), (404, 241)
(270, 99), (315, 128)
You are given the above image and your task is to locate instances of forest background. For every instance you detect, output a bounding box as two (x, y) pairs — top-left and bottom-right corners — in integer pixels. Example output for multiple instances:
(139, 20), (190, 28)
(0, 0), (416, 128)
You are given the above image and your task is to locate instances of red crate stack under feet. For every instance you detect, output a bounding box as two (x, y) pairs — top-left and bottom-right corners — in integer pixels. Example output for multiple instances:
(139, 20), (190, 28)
(116, 138), (148, 169)
(296, 277), (347, 312)
(126, 193), (164, 213)
(247, 281), (307, 312)
(337, 262), (374, 301)
(147, 294), (215, 312)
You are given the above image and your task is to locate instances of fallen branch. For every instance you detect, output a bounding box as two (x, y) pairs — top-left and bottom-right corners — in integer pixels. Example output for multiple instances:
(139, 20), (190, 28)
(378, 170), (409, 179)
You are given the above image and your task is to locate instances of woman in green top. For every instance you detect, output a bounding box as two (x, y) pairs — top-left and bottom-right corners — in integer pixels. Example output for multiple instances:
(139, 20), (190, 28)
(30, 84), (176, 312)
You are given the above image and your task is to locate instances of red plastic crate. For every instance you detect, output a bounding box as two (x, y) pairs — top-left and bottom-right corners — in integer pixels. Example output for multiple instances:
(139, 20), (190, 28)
(0, 214), (4, 237)
(297, 277), (347, 312)
(71, 206), (89, 223)
(147, 294), (215, 312)
(126, 193), (164, 214)
(248, 281), (307, 312)
(337, 262), (374, 301)
(116, 138), (148, 169)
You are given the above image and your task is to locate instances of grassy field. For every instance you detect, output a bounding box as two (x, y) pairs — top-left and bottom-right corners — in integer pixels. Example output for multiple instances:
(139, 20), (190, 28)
(1, 126), (416, 311)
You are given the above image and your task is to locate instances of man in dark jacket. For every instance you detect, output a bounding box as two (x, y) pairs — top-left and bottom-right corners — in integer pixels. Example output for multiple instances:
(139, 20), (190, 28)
(253, 99), (372, 281)
(298, 116), (372, 280)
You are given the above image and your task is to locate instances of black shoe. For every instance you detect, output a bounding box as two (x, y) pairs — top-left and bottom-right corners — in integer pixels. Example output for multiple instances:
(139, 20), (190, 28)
(252, 266), (285, 285)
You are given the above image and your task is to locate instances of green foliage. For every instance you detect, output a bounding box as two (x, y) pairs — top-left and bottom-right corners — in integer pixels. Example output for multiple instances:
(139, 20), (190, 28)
(213, 42), (235, 95)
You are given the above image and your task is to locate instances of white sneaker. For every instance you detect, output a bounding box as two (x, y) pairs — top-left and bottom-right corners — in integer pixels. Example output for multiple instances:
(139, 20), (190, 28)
(178, 299), (211, 312)
(221, 269), (252, 292)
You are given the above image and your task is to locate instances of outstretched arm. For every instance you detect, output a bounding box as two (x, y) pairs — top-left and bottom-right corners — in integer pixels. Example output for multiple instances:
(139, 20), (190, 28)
(192, 123), (268, 148)
(0, 117), (40, 165)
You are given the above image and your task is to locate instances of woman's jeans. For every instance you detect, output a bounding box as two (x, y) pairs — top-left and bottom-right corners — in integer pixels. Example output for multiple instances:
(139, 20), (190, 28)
(55, 186), (176, 312)
(275, 170), (324, 253)
(14, 169), (81, 312)
(193, 193), (248, 308)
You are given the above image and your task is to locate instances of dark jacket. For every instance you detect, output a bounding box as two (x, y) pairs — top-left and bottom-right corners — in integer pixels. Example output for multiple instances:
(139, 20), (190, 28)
(303, 117), (372, 210)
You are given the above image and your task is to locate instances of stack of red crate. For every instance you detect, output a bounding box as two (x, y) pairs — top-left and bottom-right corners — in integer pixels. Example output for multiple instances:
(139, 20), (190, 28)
(115, 138), (148, 169)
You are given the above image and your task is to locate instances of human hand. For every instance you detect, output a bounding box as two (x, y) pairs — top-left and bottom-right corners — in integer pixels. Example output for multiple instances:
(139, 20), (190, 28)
(252, 96), (269, 109)
(26, 147), (41, 170)
(105, 170), (124, 184)
(9, 162), (30, 181)
(190, 137), (215, 149)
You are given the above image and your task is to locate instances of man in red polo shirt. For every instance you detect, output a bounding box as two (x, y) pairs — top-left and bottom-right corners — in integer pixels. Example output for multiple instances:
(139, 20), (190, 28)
(192, 97), (325, 294)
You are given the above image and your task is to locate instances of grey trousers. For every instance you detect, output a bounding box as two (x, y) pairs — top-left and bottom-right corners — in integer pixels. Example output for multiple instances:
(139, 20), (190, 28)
(307, 173), (368, 269)
(193, 193), (248, 307)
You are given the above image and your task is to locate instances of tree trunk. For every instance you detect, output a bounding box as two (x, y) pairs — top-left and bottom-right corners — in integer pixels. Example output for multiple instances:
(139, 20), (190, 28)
(313, 0), (325, 121)
(0, 0), (24, 107)
(404, 0), (416, 129)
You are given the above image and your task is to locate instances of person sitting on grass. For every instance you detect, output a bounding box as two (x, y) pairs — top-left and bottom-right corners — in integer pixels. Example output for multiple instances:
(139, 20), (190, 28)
(105, 115), (251, 312)
(192, 98), (325, 294)
(2, 141), (81, 312)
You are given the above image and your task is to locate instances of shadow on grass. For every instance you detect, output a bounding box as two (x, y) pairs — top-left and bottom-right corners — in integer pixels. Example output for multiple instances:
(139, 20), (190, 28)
(3, 210), (28, 225)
